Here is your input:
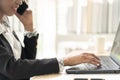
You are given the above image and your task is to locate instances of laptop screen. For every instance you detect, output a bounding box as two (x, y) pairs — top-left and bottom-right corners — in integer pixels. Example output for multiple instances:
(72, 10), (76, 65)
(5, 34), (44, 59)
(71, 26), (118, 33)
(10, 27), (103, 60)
(111, 23), (120, 65)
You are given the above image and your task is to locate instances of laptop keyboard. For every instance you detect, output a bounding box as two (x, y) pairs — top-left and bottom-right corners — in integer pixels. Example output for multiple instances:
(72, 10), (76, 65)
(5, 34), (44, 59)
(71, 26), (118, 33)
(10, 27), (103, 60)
(74, 56), (118, 70)
(98, 56), (118, 69)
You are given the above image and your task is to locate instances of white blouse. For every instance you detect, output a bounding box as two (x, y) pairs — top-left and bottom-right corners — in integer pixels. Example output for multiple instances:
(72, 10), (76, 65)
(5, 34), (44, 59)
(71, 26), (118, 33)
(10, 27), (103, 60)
(0, 16), (21, 60)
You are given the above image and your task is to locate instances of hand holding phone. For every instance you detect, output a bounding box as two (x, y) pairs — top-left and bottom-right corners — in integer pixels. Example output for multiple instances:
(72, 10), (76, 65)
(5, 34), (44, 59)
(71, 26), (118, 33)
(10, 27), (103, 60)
(16, 1), (33, 31)
(17, 1), (28, 15)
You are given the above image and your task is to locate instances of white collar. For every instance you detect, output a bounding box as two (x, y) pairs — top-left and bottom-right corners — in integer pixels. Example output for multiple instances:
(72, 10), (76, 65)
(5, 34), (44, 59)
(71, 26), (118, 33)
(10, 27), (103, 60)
(0, 16), (10, 35)
(0, 23), (7, 35)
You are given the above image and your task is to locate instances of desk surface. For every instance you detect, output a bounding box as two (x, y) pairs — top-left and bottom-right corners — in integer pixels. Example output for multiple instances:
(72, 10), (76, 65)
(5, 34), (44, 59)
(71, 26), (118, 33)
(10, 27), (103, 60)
(31, 71), (120, 80)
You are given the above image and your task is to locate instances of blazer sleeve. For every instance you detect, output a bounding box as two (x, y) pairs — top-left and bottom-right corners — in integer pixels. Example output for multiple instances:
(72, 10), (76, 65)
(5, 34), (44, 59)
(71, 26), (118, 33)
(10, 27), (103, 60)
(21, 34), (39, 59)
(0, 35), (60, 79)
(0, 45), (59, 79)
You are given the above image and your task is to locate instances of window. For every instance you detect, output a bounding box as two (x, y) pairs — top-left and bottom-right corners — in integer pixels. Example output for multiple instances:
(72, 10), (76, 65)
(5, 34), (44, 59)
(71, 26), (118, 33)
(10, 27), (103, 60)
(57, 0), (120, 34)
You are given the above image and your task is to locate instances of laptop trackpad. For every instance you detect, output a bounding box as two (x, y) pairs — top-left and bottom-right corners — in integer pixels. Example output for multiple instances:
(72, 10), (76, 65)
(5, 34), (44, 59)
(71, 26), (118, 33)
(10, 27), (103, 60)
(66, 63), (101, 71)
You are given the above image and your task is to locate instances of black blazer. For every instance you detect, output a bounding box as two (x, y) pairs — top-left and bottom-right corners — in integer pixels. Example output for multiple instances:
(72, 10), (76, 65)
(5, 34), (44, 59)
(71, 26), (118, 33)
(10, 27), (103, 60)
(0, 33), (59, 80)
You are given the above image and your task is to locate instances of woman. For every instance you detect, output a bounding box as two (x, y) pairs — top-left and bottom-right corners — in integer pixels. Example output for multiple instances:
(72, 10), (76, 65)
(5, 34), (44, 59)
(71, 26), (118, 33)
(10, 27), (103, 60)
(0, 0), (101, 80)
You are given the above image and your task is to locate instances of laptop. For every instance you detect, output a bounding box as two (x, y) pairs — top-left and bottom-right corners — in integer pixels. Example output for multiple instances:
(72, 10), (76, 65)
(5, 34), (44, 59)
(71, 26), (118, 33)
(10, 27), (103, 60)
(66, 23), (120, 74)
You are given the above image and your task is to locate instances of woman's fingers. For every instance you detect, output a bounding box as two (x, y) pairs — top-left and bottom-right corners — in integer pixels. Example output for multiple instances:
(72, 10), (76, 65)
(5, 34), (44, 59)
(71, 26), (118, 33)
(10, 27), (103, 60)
(88, 58), (101, 66)
(91, 53), (100, 60)
(82, 53), (101, 66)
(87, 53), (101, 66)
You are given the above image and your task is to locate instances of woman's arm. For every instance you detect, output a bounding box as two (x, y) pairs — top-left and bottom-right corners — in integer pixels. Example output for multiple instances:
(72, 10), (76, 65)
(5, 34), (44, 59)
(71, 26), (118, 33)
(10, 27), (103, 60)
(21, 34), (39, 59)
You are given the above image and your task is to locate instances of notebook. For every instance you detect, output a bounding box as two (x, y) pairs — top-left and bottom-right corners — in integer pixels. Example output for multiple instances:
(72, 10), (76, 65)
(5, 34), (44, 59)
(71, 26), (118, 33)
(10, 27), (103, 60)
(66, 23), (120, 74)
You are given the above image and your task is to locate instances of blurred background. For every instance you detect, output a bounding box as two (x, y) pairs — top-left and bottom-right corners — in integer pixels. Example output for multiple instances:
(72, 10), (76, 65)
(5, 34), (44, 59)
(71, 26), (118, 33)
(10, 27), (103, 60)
(8, 0), (120, 58)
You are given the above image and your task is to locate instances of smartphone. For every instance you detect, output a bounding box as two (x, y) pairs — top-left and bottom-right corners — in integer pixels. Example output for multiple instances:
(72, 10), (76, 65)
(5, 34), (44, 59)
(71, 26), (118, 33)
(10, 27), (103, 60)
(17, 1), (28, 15)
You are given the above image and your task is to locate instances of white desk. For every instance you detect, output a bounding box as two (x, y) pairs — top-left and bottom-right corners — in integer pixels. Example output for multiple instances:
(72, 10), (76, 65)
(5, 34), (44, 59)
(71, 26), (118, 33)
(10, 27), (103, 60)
(31, 70), (120, 80)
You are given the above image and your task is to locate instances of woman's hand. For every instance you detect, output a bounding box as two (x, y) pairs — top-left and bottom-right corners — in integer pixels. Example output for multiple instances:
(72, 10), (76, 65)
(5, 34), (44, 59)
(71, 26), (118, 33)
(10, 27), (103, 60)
(15, 10), (33, 32)
(63, 52), (101, 67)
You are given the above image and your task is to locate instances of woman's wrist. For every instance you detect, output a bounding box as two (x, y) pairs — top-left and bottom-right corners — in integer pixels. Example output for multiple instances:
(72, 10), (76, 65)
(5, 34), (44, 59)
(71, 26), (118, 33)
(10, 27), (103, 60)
(24, 28), (38, 38)
(63, 57), (70, 66)
(24, 25), (34, 32)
